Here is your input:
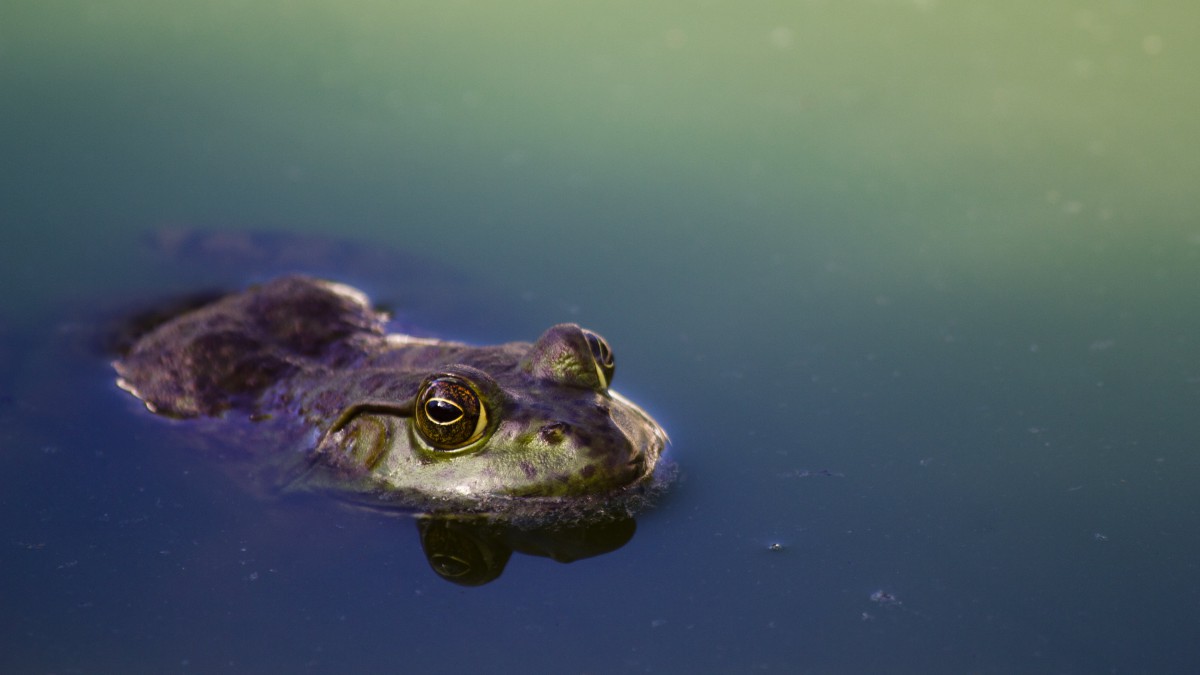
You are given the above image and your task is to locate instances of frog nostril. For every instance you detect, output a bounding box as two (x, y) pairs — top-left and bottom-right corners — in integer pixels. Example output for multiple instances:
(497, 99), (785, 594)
(539, 422), (568, 445)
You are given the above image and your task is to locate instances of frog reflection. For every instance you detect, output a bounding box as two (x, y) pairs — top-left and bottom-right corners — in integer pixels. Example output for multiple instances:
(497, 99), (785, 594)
(416, 514), (638, 586)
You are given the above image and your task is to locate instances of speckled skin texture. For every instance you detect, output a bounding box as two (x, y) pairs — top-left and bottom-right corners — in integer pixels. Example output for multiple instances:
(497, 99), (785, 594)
(114, 276), (666, 512)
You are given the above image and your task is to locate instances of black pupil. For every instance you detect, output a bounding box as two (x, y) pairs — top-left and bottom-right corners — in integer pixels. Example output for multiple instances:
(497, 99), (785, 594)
(426, 399), (462, 424)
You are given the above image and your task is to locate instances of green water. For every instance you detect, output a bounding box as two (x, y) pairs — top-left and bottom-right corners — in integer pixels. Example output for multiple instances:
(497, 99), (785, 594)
(3, 2), (1198, 672)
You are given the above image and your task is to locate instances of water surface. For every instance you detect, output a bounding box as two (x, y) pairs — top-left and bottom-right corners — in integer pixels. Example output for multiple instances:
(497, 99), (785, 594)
(2, 2), (1198, 672)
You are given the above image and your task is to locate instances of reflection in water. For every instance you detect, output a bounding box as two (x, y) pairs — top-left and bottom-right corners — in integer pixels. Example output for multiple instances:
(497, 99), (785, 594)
(417, 514), (637, 586)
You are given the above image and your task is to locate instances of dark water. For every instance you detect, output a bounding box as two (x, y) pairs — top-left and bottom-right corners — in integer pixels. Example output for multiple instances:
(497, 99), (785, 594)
(3, 2), (1200, 673)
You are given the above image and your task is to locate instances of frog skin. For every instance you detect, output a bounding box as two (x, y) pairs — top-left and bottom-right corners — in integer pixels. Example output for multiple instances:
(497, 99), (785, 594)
(113, 275), (667, 513)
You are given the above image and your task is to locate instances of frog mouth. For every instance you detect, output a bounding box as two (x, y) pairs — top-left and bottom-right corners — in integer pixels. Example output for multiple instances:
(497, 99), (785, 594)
(608, 389), (668, 480)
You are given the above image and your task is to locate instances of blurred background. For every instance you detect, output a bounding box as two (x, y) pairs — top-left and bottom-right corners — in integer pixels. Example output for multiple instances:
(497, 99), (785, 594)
(2, 2), (1198, 672)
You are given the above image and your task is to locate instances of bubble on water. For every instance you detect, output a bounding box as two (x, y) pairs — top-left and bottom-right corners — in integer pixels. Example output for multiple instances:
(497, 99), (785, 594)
(870, 590), (900, 606)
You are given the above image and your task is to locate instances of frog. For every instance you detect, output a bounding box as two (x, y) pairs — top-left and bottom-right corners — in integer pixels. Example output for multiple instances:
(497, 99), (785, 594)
(112, 274), (668, 517)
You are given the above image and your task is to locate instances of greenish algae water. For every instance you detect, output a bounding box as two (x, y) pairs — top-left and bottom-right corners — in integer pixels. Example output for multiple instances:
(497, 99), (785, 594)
(2, 2), (1198, 672)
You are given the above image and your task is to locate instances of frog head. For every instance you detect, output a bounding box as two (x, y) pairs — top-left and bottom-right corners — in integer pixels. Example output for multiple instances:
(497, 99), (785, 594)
(315, 323), (667, 508)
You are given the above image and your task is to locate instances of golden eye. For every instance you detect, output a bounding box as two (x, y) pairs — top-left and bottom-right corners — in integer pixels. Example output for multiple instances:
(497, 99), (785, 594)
(414, 376), (488, 450)
(582, 329), (615, 388)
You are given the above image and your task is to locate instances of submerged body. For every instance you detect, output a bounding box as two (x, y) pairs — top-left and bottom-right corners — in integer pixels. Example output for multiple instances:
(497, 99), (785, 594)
(114, 275), (667, 513)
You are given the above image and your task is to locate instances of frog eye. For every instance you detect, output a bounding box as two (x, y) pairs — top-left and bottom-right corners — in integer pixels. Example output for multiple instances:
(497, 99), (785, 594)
(414, 376), (489, 450)
(582, 329), (615, 388)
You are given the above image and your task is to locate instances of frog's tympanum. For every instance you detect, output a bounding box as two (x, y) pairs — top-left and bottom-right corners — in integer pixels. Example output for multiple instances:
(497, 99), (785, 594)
(113, 275), (668, 525)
